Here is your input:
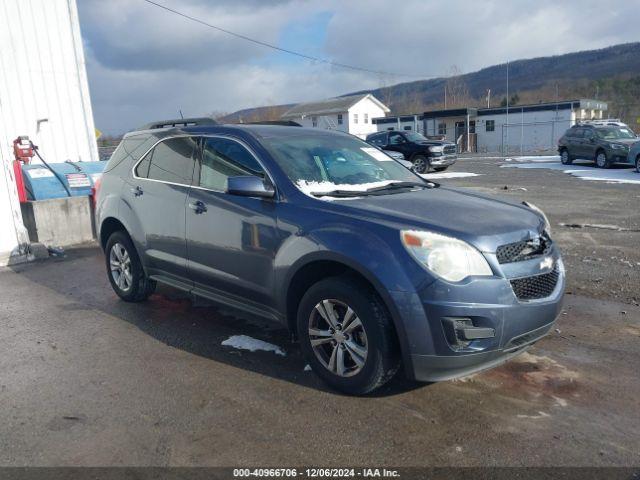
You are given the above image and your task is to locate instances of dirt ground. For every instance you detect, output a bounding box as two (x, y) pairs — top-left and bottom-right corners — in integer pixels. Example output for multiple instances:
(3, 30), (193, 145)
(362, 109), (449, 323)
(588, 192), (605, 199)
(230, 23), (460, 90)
(0, 157), (638, 467)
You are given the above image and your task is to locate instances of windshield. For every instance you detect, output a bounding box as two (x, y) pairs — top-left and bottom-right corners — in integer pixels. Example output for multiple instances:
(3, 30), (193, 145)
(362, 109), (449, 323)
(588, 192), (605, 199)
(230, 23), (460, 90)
(595, 127), (637, 140)
(263, 132), (424, 194)
(404, 131), (428, 142)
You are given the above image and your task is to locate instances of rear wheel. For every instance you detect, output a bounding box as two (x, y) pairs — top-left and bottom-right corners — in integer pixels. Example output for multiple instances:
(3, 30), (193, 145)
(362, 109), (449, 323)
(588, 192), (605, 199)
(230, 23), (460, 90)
(595, 150), (610, 169)
(412, 155), (430, 174)
(635, 155), (640, 173)
(560, 148), (572, 165)
(297, 276), (400, 395)
(105, 231), (156, 302)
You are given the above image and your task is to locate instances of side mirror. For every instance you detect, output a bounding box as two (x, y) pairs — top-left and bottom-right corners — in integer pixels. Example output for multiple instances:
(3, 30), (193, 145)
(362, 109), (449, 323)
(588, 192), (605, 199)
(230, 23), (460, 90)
(227, 176), (275, 198)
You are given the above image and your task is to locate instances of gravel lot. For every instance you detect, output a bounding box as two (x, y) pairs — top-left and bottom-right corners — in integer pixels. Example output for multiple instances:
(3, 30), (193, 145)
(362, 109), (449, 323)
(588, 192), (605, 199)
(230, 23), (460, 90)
(1, 157), (638, 467)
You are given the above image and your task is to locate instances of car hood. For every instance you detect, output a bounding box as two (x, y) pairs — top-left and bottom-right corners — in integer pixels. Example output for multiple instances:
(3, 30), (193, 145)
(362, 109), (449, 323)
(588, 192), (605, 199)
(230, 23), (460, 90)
(414, 140), (455, 147)
(330, 187), (545, 252)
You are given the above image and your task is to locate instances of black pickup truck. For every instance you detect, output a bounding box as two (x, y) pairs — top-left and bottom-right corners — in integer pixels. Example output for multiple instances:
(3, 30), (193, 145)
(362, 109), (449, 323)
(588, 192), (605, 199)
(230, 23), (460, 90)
(366, 131), (457, 174)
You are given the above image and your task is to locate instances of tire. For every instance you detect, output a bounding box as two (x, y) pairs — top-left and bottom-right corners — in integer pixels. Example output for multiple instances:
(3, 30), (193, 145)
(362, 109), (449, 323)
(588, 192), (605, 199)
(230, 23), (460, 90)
(635, 155), (640, 174)
(412, 155), (430, 174)
(560, 148), (572, 165)
(297, 275), (400, 395)
(105, 230), (156, 302)
(595, 150), (610, 169)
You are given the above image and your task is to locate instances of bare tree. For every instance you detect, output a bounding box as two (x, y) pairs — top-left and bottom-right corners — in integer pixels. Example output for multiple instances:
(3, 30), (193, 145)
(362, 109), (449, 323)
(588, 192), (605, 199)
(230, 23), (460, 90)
(444, 66), (471, 108)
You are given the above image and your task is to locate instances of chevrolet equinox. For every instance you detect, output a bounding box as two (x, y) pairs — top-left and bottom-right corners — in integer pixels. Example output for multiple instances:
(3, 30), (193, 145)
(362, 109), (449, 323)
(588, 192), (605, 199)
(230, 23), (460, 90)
(96, 118), (565, 395)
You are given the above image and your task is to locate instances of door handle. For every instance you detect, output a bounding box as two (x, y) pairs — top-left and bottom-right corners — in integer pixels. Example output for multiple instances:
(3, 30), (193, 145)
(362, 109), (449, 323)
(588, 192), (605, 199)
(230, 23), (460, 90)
(188, 200), (207, 214)
(131, 186), (143, 197)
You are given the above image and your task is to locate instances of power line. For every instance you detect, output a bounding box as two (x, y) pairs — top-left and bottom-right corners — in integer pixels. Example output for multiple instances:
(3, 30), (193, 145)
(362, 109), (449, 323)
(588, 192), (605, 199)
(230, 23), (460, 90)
(140, 0), (443, 79)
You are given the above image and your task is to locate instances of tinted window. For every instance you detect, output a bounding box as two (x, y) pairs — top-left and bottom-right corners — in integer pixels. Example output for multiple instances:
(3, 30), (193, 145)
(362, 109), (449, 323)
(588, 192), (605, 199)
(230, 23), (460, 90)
(367, 133), (386, 146)
(569, 128), (584, 138)
(140, 137), (197, 184)
(198, 137), (265, 191)
(389, 132), (405, 145)
(105, 134), (156, 172)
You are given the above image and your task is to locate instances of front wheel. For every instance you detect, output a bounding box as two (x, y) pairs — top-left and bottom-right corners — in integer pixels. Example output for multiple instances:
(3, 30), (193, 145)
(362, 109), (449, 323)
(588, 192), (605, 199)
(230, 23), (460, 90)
(595, 150), (610, 169)
(412, 155), (430, 174)
(635, 155), (640, 173)
(297, 276), (400, 395)
(105, 231), (156, 302)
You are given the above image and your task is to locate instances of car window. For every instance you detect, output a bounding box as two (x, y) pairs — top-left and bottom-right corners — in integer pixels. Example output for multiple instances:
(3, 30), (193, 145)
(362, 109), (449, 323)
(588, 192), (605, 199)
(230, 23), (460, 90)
(262, 132), (420, 189)
(388, 132), (405, 145)
(570, 128), (584, 138)
(137, 137), (197, 184)
(596, 127), (637, 140)
(198, 137), (265, 191)
(368, 133), (386, 146)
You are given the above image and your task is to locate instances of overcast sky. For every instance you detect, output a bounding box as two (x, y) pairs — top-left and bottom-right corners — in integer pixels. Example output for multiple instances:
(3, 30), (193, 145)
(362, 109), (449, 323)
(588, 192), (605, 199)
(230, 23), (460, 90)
(77, 0), (639, 135)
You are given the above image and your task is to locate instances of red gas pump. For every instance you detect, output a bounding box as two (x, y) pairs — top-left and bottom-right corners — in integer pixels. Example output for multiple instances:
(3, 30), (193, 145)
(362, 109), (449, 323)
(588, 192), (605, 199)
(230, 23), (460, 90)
(12, 136), (34, 202)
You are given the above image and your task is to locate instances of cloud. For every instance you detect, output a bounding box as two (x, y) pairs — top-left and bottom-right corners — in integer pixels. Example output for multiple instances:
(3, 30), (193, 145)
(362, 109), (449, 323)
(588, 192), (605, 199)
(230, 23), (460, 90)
(78, 0), (639, 135)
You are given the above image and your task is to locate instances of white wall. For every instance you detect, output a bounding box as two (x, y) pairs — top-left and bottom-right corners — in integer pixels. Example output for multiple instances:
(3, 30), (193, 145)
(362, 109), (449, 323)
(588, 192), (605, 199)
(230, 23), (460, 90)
(0, 0), (97, 264)
(347, 98), (387, 138)
(475, 109), (575, 154)
(291, 113), (349, 133)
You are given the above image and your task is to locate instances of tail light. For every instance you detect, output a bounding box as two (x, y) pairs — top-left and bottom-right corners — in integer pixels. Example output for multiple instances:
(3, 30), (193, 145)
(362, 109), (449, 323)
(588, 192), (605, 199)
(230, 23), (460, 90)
(90, 176), (102, 208)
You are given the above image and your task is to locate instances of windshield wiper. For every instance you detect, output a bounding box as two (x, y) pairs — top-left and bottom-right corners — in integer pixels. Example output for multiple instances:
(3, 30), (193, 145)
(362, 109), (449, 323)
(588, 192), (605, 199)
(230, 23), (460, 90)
(364, 181), (437, 193)
(310, 189), (370, 198)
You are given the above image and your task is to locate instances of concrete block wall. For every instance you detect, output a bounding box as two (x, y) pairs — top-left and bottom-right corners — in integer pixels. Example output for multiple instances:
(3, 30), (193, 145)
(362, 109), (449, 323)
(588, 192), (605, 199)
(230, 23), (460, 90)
(20, 196), (95, 247)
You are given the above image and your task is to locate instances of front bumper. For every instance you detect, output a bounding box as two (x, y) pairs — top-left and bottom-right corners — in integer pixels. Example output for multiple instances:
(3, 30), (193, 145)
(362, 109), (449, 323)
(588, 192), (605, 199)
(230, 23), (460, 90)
(390, 254), (565, 382)
(430, 154), (457, 167)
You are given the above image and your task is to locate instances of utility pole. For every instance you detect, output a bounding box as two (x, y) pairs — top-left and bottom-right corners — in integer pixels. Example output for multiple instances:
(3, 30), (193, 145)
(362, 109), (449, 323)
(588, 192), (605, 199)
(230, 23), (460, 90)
(486, 89), (491, 108)
(505, 61), (509, 156)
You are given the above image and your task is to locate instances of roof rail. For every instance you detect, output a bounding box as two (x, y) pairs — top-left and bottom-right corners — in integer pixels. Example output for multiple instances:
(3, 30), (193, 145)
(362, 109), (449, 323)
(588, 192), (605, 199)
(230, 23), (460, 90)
(577, 118), (628, 127)
(136, 117), (218, 131)
(243, 120), (302, 127)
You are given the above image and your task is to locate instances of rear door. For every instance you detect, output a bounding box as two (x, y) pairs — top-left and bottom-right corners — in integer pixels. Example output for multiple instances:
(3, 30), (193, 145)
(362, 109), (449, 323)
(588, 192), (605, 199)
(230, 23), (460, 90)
(185, 136), (280, 315)
(128, 136), (197, 287)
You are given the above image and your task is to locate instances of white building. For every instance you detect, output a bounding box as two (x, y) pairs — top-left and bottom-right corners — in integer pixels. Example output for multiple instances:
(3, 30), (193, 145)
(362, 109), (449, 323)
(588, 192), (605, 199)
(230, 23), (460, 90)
(0, 0), (98, 265)
(373, 99), (608, 154)
(281, 93), (390, 138)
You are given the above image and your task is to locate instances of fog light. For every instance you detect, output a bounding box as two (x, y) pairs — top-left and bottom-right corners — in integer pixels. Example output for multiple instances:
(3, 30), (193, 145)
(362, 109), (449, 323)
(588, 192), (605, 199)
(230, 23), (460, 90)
(442, 317), (495, 351)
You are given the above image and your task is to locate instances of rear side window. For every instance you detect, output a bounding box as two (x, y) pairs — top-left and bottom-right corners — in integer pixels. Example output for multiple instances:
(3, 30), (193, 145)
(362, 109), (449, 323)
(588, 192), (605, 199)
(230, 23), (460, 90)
(104, 135), (156, 172)
(136, 137), (197, 185)
(198, 137), (265, 191)
(368, 133), (387, 146)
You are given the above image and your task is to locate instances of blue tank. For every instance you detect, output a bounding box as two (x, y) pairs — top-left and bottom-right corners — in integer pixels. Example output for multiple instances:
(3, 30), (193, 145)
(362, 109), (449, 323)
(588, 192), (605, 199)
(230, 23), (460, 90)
(22, 161), (108, 201)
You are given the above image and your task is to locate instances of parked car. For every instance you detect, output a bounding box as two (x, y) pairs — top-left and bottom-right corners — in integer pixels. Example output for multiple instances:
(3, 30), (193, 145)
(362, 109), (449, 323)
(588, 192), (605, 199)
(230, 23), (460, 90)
(96, 118), (564, 395)
(558, 123), (638, 168)
(627, 138), (640, 173)
(366, 131), (457, 174)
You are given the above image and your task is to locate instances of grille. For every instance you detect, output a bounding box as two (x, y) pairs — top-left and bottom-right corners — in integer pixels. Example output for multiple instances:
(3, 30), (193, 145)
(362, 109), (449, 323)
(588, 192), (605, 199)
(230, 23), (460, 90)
(444, 145), (456, 155)
(510, 267), (559, 301)
(496, 234), (552, 264)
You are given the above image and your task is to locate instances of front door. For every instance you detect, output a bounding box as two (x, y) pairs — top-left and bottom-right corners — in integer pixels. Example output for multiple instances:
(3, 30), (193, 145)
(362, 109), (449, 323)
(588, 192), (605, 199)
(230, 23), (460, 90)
(387, 131), (408, 156)
(186, 136), (280, 314)
(127, 136), (197, 285)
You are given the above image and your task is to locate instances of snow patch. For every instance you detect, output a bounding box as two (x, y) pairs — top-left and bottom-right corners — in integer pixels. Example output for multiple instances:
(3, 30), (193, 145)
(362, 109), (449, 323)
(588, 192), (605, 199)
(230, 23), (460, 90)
(295, 179), (396, 196)
(502, 161), (640, 185)
(517, 411), (551, 420)
(221, 335), (286, 356)
(505, 155), (560, 163)
(421, 171), (480, 179)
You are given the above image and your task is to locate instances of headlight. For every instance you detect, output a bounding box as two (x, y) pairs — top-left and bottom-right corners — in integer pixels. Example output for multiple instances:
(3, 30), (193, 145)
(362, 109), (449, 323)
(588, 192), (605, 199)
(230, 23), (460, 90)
(401, 230), (492, 282)
(522, 201), (551, 234)
(610, 143), (626, 150)
(428, 146), (444, 153)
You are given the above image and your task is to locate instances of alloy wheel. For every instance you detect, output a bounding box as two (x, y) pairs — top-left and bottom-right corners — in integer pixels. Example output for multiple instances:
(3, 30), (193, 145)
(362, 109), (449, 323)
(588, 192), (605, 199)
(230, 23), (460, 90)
(561, 150), (570, 164)
(413, 157), (428, 174)
(109, 242), (132, 292)
(308, 299), (368, 377)
(596, 152), (607, 168)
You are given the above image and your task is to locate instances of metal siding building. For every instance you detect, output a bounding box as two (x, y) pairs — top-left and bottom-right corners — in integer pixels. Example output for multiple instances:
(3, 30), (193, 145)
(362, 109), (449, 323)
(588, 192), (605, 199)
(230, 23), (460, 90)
(0, 0), (97, 264)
